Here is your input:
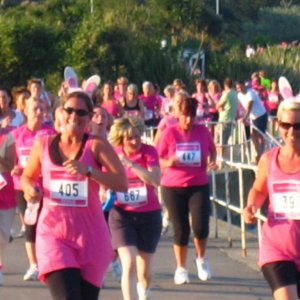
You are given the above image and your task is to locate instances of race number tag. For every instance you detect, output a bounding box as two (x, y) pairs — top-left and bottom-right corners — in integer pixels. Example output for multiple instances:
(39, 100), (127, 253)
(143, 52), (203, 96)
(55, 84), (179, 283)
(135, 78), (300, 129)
(145, 109), (154, 120)
(0, 173), (7, 190)
(19, 148), (31, 168)
(176, 142), (201, 166)
(272, 181), (300, 220)
(117, 179), (147, 206)
(49, 170), (88, 207)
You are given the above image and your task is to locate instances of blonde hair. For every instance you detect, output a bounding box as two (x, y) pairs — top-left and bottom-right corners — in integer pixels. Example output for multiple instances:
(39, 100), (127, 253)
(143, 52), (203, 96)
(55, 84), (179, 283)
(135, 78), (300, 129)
(207, 80), (221, 93)
(277, 100), (300, 120)
(109, 116), (145, 146)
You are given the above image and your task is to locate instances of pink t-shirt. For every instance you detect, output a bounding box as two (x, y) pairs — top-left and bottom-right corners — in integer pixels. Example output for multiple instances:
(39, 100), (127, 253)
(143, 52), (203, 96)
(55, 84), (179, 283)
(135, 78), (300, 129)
(101, 100), (120, 118)
(114, 144), (161, 212)
(37, 134), (113, 287)
(139, 94), (161, 120)
(266, 91), (280, 111)
(158, 123), (215, 187)
(259, 147), (300, 269)
(12, 124), (55, 190)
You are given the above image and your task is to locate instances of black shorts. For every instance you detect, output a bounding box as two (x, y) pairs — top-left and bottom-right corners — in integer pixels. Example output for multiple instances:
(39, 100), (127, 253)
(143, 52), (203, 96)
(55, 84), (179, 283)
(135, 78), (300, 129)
(108, 207), (162, 253)
(262, 261), (300, 296)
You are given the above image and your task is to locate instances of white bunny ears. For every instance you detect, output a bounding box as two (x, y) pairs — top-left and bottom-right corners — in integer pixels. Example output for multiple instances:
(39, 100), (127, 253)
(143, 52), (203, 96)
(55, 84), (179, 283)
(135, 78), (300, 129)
(64, 66), (101, 96)
(278, 76), (300, 102)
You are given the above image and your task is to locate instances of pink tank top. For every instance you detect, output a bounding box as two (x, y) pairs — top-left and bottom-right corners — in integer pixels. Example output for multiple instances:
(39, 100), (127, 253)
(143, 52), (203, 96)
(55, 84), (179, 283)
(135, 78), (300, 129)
(259, 147), (300, 269)
(114, 144), (161, 212)
(12, 124), (55, 190)
(37, 135), (113, 286)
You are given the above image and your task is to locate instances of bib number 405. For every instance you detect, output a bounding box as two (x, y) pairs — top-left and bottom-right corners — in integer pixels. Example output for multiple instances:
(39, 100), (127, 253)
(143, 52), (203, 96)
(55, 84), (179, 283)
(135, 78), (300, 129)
(59, 183), (79, 197)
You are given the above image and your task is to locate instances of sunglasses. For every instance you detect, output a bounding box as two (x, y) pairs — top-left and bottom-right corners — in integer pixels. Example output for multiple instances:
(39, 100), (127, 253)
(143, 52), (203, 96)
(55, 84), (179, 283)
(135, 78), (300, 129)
(63, 107), (89, 117)
(279, 121), (300, 131)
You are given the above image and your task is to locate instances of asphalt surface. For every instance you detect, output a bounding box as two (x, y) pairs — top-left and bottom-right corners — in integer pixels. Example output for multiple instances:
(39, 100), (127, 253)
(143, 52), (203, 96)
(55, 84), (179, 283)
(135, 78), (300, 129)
(0, 217), (272, 300)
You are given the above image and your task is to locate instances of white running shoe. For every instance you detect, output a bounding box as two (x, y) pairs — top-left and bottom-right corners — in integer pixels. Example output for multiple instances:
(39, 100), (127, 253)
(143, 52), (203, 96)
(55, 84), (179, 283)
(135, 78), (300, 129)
(174, 267), (189, 285)
(137, 282), (151, 300)
(111, 259), (122, 282)
(23, 265), (39, 281)
(195, 258), (211, 281)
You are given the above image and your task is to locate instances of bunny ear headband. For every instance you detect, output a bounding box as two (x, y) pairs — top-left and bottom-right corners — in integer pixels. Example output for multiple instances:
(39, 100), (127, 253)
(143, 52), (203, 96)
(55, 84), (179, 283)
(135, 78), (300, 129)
(64, 66), (101, 96)
(278, 76), (300, 102)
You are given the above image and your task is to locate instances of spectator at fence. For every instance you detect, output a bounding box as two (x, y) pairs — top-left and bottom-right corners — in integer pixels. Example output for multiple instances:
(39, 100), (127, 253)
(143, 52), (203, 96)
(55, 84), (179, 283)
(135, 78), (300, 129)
(215, 78), (238, 159)
(235, 81), (268, 163)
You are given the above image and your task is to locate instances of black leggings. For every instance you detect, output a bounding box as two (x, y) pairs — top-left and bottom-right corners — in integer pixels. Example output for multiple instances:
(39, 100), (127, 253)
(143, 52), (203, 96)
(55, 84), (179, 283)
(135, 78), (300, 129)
(16, 190), (39, 242)
(46, 268), (100, 300)
(161, 185), (210, 246)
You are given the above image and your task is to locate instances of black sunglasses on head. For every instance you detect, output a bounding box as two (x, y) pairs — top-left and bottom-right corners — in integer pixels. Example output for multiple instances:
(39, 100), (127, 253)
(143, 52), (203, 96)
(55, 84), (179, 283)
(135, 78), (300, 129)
(279, 121), (300, 131)
(63, 107), (90, 117)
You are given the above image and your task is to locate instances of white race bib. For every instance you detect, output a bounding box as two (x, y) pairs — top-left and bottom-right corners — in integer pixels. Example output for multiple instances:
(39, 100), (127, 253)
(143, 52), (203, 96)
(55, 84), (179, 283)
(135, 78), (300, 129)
(0, 173), (7, 190)
(176, 142), (201, 166)
(117, 179), (147, 206)
(19, 147), (31, 168)
(272, 181), (300, 220)
(145, 109), (154, 120)
(49, 170), (88, 207)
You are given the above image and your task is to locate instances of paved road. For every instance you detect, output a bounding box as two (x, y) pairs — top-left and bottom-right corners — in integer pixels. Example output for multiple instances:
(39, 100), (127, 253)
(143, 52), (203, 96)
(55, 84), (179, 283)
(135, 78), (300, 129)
(1, 218), (272, 300)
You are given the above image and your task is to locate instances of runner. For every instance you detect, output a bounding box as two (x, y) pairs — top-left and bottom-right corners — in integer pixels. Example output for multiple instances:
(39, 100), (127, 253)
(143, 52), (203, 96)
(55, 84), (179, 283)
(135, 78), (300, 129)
(244, 98), (300, 300)
(158, 97), (217, 285)
(108, 116), (162, 300)
(20, 90), (127, 299)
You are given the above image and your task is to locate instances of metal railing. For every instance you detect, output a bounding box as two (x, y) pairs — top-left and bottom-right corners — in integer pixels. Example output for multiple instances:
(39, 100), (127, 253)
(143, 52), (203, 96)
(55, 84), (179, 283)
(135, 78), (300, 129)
(142, 118), (281, 257)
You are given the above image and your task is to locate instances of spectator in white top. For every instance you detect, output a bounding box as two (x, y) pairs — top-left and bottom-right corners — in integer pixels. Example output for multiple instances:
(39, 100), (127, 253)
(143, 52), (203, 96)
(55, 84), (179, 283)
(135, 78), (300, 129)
(245, 45), (255, 58)
(235, 81), (268, 163)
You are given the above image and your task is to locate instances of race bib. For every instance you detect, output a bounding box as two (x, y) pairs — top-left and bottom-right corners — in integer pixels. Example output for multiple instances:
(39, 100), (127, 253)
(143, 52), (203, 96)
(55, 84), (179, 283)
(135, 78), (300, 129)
(19, 148), (31, 168)
(49, 170), (88, 207)
(0, 173), (7, 190)
(145, 109), (154, 120)
(272, 181), (300, 220)
(176, 142), (201, 166)
(117, 179), (148, 206)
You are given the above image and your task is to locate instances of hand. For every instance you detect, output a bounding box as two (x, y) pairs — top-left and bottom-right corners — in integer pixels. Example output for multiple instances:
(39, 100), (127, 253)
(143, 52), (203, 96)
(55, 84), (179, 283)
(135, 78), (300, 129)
(24, 186), (42, 203)
(243, 204), (257, 224)
(11, 165), (22, 176)
(168, 156), (178, 167)
(1, 116), (11, 128)
(63, 159), (87, 175)
(208, 160), (218, 171)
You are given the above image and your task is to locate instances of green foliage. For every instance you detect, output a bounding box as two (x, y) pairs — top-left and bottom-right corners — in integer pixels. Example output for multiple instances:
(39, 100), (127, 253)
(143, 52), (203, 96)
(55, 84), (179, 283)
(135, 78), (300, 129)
(0, 18), (62, 88)
(242, 5), (300, 44)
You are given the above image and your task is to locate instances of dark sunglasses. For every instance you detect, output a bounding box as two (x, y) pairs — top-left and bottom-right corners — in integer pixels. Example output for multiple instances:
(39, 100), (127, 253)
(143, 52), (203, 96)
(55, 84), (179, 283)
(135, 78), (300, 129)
(279, 121), (300, 131)
(63, 107), (90, 117)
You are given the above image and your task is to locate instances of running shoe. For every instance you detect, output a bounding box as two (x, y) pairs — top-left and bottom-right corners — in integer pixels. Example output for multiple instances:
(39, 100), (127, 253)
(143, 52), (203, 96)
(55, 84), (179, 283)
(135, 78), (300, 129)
(23, 265), (39, 281)
(174, 267), (189, 285)
(137, 282), (151, 300)
(195, 257), (211, 281)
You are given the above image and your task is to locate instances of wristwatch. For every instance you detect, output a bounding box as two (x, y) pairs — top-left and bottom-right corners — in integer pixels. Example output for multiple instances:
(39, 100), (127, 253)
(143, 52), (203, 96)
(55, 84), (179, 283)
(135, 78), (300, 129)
(86, 166), (93, 177)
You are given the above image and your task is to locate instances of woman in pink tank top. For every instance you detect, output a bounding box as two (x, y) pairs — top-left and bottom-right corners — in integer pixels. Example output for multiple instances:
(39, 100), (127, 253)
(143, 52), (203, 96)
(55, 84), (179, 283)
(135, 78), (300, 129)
(244, 99), (300, 300)
(108, 116), (162, 300)
(21, 91), (128, 300)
